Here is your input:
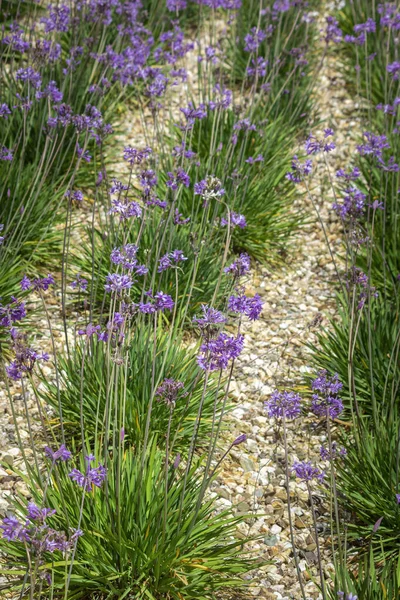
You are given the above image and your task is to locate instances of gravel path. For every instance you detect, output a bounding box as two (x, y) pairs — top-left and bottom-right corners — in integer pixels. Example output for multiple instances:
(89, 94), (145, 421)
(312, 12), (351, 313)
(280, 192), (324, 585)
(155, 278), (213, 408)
(213, 4), (361, 598)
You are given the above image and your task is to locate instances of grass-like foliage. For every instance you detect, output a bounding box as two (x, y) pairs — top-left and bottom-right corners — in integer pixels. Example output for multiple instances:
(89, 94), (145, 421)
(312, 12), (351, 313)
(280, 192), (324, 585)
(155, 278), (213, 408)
(1, 441), (256, 599)
(40, 328), (226, 451)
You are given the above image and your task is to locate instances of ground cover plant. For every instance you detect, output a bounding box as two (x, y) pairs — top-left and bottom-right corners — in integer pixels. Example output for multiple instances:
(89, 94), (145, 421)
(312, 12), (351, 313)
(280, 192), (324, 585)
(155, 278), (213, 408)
(5, 0), (400, 598)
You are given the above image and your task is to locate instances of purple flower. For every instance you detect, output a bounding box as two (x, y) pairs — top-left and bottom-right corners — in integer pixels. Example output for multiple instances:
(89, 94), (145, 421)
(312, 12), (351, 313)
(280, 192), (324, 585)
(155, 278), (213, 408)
(1, 516), (30, 542)
(155, 378), (186, 406)
(336, 167), (360, 182)
(292, 461), (325, 482)
(123, 146), (152, 166)
(69, 457), (106, 491)
(233, 118), (256, 132)
(41, 4), (70, 32)
(180, 102), (207, 129)
(245, 154), (264, 164)
(357, 131), (390, 160)
(324, 16), (343, 44)
(16, 67), (42, 90)
(197, 333), (244, 371)
(320, 442), (347, 461)
(158, 250), (187, 272)
(265, 390), (302, 420)
(346, 267), (378, 309)
(396, 494), (400, 504)
(2, 24), (30, 53)
(0, 104), (11, 118)
(70, 274), (88, 291)
(27, 503), (56, 522)
(224, 253), (251, 277)
(310, 370), (343, 419)
(387, 62), (400, 80)
(232, 434), (247, 446)
(110, 245), (147, 276)
(109, 199), (142, 221)
(332, 186), (366, 222)
(139, 169), (158, 193)
(247, 57), (268, 78)
(76, 145), (91, 163)
(244, 27), (266, 53)
(228, 294), (263, 320)
(167, 0), (187, 11)
(104, 274), (133, 294)
(353, 18), (376, 34)
(0, 297), (26, 327)
(78, 323), (101, 338)
(65, 189), (84, 202)
(6, 331), (49, 380)
(304, 132), (335, 155)
(166, 168), (190, 190)
(21, 274), (55, 292)
(193, 305), (227, 329)
(209, 85), (232, 110)
(273, 0), (290, 11)
(286, 155), (312, 182)
(174, 209), (190, 226)
(45, 444), (72, 463)
(221, 212), (247, 229)
(36, 81), (63, 103)
(0, 146), (13, 161)
(154, 291), (174, 311)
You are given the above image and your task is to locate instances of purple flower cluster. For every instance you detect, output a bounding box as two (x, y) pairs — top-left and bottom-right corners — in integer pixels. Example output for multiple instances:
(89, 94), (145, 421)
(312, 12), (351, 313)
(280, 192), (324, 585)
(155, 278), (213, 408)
(0, 146), (13, 161)
(166, 168), (190, 190)
(155, 378), (186, 406)
(21, 274), (55, 292)
(292, 461), (325, 482)
(332, 186), (366, 222)
(310, 370), (343, 419)
(180, 102), (207, 129)
(286, 155), (312, 183)
(324, 16), (343, 44)
(224, 253), (251, 277)
(346, 267), (379, 309)
(45, 444), (72, 463)
(197, 333), (244, 371)
(304, 129), (335, 155)
(320, 442), (347, 462)
(265, 390), (302, 420)
(6, 329), (49, 381)
(158, 250), (187, 273)
(193, 305), (227, 329)
(105, 273), (133, 294)
(70, 274), (88, 292)
(357, 131), (390, 160)
(244, 27), (266, 53)
(69, 455), (106, 492)
(139, 291), (175, 313)
(123, 145), (152, 165)
(109, 198), (142, 221)
(221, 212), (247, 229)
(194, 177), (225, 205)
(228, 293), (263, 320)
(110, 244), (148, 276)
(0, 297), (26, 327)
(1, 501), (82, 554)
